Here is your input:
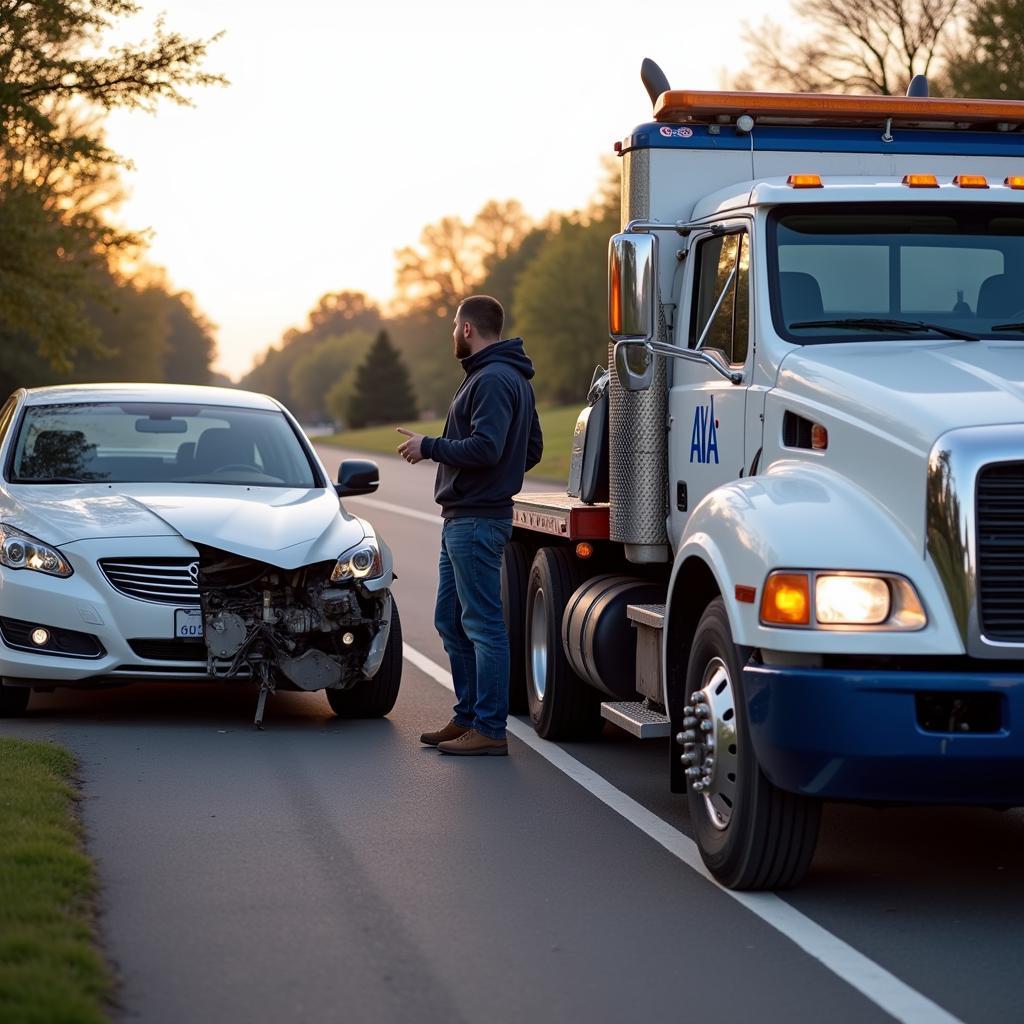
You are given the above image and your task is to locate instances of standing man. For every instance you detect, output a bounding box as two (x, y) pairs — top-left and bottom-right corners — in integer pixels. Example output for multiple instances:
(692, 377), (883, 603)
(397, 295), (542, 756)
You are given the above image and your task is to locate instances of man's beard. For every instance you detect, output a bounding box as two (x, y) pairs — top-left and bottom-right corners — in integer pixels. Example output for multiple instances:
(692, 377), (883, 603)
(454, 336), (472, 359)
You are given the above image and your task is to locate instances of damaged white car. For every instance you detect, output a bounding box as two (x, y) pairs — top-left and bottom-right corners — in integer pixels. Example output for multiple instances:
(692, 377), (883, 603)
(0, 384), (401, 726)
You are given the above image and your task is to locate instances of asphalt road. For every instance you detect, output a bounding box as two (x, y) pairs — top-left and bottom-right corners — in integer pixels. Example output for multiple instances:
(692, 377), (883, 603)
(2, 441), (1023, 1024)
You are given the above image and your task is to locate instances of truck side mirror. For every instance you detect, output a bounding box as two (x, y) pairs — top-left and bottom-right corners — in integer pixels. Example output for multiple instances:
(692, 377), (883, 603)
(336, 459), (379, 497)
(609, 232), (657, 391)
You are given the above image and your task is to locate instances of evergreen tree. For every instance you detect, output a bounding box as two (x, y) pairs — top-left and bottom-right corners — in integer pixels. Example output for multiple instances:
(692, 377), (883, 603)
(947, 0), (1024, 100)
(345, 331), (418, 429)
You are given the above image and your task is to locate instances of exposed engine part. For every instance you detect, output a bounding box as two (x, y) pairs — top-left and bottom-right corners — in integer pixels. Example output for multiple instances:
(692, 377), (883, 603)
(194, 547), (390, 727)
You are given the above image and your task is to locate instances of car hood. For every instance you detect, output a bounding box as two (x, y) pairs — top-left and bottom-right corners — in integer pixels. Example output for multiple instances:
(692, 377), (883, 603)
(776, 338), (1024, 453)
(2, 484), (367, 569)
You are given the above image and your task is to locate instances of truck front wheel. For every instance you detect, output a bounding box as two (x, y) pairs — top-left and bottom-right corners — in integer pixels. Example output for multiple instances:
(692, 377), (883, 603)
(684, 598), (820, 890)
(525, 547), (602, 740)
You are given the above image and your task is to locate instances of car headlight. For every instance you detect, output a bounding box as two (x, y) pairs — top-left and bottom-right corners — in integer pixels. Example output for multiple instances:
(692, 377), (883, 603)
(760, 570), (925, 630)
(0, 524), (73, 579)
(331, 540), (383, 583)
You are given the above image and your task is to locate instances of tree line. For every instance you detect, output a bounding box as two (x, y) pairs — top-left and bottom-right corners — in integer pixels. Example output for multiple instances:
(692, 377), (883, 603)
(2, 1), (1021, 412)
(0, 0), (224, 398)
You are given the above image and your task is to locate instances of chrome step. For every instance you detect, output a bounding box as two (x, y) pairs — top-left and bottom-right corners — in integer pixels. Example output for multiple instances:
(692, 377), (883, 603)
(626, 603), (665, 629)
(601, 700), (671, 738)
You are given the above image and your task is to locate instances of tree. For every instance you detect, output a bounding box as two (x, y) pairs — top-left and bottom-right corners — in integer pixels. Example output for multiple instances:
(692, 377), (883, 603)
(393, 199), (533, 318)
(0, 0), (224, 370)
(947, 0), (1024, 99)
(288, 330), (373, 422)
(738, 0), (965, 95)
(160, 291), (216, 385)
(513, 215), (616, 405)
(345, 331), (418, 429)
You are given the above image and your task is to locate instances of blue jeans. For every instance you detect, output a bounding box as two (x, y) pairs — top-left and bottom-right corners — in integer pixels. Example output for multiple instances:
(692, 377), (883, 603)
(434, 517), (514, 740)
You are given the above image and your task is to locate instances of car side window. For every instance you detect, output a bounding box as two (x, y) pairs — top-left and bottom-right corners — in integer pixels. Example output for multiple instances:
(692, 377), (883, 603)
(691, 231), (750, 366)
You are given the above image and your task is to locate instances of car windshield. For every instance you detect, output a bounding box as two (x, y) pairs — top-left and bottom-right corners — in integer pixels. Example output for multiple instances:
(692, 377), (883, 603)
(8, 402), (319, 487)
(769, 203), (1024, 343)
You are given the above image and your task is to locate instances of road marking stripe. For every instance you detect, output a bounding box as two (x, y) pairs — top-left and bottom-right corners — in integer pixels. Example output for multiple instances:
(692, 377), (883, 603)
(403, 641), (962, 1024)
(344, 496), (443, 525)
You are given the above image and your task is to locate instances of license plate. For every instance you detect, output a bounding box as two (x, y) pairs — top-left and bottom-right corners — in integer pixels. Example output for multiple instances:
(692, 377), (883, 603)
(174, 608), (204, 639)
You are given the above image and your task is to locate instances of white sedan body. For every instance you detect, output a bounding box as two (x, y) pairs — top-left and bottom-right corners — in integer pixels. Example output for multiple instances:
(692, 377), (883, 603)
(0, 384), (394, 701)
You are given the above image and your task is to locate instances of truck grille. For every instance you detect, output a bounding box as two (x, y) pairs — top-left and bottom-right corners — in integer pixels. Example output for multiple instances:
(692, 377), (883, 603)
(100, 558), (201, 605)
(976, 462), (1024, 642)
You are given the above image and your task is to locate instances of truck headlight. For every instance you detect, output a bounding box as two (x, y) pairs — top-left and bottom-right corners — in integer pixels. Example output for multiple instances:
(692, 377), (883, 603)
(761, 570), (925, 630)
(0, 524), (73, 579)
(331, 540), (383, 583)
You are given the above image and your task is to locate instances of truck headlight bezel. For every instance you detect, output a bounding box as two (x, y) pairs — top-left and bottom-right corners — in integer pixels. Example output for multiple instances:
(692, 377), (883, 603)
(331, 540), (383, 583)
(0, 524), (74, 579)
(760, 570), (926, 630)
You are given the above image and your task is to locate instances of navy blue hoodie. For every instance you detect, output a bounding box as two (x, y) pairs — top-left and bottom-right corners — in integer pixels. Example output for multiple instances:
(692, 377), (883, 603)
(421, 338), (543, 519)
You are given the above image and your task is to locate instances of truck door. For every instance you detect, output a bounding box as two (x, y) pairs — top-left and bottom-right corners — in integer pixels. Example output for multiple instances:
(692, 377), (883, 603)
(667, 227), (752, 548)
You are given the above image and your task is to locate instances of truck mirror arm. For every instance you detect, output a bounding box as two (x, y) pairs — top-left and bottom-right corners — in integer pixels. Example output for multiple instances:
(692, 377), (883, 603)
(644, 341), (744, 384)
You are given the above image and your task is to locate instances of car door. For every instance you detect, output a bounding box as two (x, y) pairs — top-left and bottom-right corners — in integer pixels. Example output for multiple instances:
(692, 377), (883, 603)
(667, 227), (752, 548)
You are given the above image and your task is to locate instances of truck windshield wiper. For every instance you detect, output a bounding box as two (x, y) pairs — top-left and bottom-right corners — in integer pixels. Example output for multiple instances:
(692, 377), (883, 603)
(991, 322), (1024, 332)
(790, 318), (979, 341)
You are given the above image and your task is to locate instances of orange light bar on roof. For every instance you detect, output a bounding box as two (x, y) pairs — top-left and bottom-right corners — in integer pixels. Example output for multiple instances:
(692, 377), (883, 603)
(1006, 176), (1024, 189)
(954, 174), (989, 188)
(788, 173), (822, 188)
(903, 174), (939, 188)
(653, 89), (1024, 125)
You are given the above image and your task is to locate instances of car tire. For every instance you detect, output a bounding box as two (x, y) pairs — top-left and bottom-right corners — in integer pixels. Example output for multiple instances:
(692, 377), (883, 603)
(502, 540), (532, 715)
(525, 547), (603, 740)
(0, 679), (31, 717)
(684, 598), (820, 890)
(326, 600), (403, 719)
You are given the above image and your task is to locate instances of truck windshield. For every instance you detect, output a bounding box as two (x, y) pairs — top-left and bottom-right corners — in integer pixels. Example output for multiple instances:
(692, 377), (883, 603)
(768, 203), (1024, 344)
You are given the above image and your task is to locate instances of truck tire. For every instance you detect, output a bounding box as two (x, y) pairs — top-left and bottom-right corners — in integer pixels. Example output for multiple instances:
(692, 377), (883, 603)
(684, 598), (820, 890)
(326, 601), (403, 719)
(0, 680), (30, 717)
(502, 540), (531, 715)
(525, 547), (603, 740)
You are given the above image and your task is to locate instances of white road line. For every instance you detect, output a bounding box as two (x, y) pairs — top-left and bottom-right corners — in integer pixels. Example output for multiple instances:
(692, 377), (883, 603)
(403, 641), (962, 1024)
(344, 496), (443, 526)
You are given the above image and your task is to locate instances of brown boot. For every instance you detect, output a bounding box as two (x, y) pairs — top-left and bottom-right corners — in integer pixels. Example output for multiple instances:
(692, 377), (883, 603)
(437, 729), (508, 757)
(420, 718), (470, 746)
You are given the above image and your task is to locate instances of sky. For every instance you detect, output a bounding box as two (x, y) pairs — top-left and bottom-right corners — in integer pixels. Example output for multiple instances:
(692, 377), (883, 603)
(103, 0), (775, 380)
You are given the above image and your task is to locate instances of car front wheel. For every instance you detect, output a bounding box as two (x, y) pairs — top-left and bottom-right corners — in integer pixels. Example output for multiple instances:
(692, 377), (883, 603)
(326, 600), (402, 718)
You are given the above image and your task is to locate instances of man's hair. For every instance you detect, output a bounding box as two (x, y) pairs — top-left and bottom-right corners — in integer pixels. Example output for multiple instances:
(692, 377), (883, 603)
(459, 295), (504, 340)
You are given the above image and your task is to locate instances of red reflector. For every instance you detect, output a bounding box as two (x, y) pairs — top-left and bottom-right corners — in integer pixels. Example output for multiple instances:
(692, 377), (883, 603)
(787, 173), (822, 188)
(575, 542), (594, 559)
(735, 585), (757, 604)
(614, 140), (623, 153)
(953, 174), (988, 188)
(903, 174), (939, 188)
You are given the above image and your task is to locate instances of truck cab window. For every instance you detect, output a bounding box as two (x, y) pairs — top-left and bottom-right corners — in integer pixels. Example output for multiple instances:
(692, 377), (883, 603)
(691, 232), (750, 365)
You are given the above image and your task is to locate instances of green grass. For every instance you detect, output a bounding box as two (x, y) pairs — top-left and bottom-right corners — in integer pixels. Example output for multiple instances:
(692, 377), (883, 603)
(0, 738), (113, 1024)
(318, 403), (581, 485)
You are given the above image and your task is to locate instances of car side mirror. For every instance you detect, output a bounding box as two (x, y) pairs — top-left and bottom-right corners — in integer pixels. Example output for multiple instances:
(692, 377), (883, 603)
(336, 459), (379, 497)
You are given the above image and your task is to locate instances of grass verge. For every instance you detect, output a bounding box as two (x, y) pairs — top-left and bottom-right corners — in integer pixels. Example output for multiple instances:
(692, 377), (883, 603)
(0, 738), (112, 1024)
(318, 403), (581, 485)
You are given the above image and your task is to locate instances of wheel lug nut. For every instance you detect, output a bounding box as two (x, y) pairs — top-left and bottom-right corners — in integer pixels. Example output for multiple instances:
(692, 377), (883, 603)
(683, 716), (698, 728)
(685, 766), (702, 778)
(683, 705), (694, 716)
(682, 730), (696, 743)
(700, 721), (713, 732)
(695, 705), (711, 719)
(692, 781), (705, 793)
(703, 757), (715, 770)
(681, 751), (697, 765)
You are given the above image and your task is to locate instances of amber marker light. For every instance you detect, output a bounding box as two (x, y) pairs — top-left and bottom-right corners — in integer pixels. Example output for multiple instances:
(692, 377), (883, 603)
(760, 573), (811, 625)
(811, 423), (829, 450)
(787, 174), (822, 188)
(1005, 176), (1024, 189)
(575, 541), (594, 559)
(953, 174), (988, 188)
(903, 174), (939, 188)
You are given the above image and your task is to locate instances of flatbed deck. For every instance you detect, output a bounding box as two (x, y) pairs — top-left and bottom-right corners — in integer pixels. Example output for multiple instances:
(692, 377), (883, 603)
(512, 492), (610, 541)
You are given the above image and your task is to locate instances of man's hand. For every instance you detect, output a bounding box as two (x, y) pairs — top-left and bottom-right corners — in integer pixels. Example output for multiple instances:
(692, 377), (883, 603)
(396, 427), (426, 464)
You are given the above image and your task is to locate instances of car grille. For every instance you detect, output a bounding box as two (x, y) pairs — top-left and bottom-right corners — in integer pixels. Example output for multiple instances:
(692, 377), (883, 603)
(976, 462), (1024, 642)
(128, 639), (207, 662)
(100, 558), (201, 605)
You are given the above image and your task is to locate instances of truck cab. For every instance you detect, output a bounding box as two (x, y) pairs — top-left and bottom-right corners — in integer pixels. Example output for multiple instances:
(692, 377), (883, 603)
(506, 62), (1024, 889)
